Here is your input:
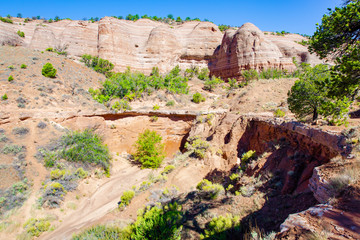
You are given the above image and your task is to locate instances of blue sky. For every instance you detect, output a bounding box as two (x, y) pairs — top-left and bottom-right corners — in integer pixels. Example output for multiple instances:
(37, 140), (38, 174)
(0, 0), (343, 35)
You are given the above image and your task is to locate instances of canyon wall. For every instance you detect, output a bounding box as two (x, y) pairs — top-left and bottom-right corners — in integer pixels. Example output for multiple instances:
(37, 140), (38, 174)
(0, 18), (321, 77)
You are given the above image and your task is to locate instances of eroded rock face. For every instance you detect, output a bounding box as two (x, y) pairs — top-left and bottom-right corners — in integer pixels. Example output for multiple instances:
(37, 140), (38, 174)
(0, 18), (223, 74)
(209, 23), (321, 79)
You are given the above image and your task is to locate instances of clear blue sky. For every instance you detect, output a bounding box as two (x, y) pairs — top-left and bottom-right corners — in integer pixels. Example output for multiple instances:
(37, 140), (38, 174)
(0, 0), (343, 35)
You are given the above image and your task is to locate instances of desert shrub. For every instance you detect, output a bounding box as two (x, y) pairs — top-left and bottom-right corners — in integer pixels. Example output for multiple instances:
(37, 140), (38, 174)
(200, 214), (241, 239)
(218, 24), (230, 32)
(0, 17), (13, 24)
(327, 174), (351, 197)
(196, 179), (225, 199)
(8, 75), (14, 81)
(90, 66), (189, 105)
(185, 136), (210, 159)
(161, 165), (175, 175)
(185, 66), (199, 78)
(111, 99), (131, 111)
(81, 54), (114, 75)
(59, 130), (111, 172)
(118, 190), (135, 208)
(23, 218), (51, 237)
(241, 69), (259, 81)
(45, 47), (54, 52)
(192, 92), (205, 103)
(203, 76), (224, 91)
(1, 94), (8, 100)
(2, 144), (24, 155)
(0, 134), (8, 142)
(41, 182), (66, 208)
(17, 30), (25, 37)
(43, 151), (57, 167)
(50, 169), (67, 180)
(130, 202), (183, 240)
(42, 63), (57, 78)
(37, 121), (47, 129)
(75, 168), (89, 179)
(153, 104), (160, 110)
(198, 67), (210, 80)
(20, 64), (27, 69)
(239, 150), (256, 171)
(166, 100), (175, 106)
(274, 109), (285, 117)
(133, 129), (165, 169)
(12, 127), (29, 135)
(8, 65), (14, 69)
(0, 179), (29, 217)
(72, 225), (128, 240)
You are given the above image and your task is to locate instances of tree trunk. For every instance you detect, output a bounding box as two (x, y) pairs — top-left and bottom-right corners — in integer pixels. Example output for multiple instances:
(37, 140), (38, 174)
(312, 107), (318, 121)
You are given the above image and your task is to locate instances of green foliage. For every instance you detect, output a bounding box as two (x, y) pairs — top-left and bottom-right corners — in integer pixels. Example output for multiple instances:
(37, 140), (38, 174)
(198, 67), (210, 80)
(204, 76), (224, 91)
(23, 218), (51, 237)
(0, 17), (13, 24)
(218, 24), (230, 32)
(287, 64), (351, 124)
(1, 94), (8, 100)
(161, 165), (175, 175)
(21, 64), (27, 69)
(130, 202), (183, 240)
(196, 179), (225, 199)
(241, 150), (256, 164)
(8, 75), (13, 82)
(241, 69), (259, 81)
(111, 99), (132, 112)
(50, 169), (67, 180)
(119, 190), (135, 208)
(227, 78), (247, 89)
(8, 65), (14, 69)
(43, 151), (57, 167)
(153, 104), (160, 110)
(166, 100), (175, 106)
(42, 63), (57, 78)
(200, 214), (241, 239)
(90, 66), (189, 104)
(75, 168), (89, 179)
(17, 30), (25, 37)
(185, 136), (210, 159)
(192, 92), (206, 103)
(72, 225), (128, 240)
(59, 130), (111, 172)
(274, 109), (285, 117)
(184, 66), (199, 79)
(45, 47), (54, 52)
(133, 129), (165, 169)
(2, 144), (23, 155)
(81, 54), (114, 76)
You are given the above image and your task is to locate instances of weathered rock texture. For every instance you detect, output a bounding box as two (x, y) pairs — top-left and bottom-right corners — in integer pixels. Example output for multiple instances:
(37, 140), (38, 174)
(190, 113), (348, 193)
(209, 23), (322, 79)
(1, 18), (321, 77)
(0, 17), (223, 74)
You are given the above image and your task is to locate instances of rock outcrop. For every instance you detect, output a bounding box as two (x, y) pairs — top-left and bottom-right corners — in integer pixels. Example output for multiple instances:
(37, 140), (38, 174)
(209, 23), (322, 79)
(0, 17), (223, 74)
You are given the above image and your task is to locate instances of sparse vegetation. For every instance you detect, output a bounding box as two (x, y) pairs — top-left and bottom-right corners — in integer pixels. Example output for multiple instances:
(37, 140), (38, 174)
(81, 54), (114, 76)
(166, 100), (175, 106)
(1, 94), (8, 100)
(133, 129), (165, 169)
(185, 136), (210, 159)
(20, 64), (27, 69)
(200, 214), (241, 239)
(196, 179), (225, 199)
(17, 30), (25, 38)
(0, 179), (29, 217)
(118, 190), (135, 208)
(0, 17), (13, 24)
(42, 63), (57, 78)
(203, 76), (224, 91)
(274, 109), (285, 117)
(23, 218), (51, 237)
(192, 92), (205, 103)
(7, 75), (14, 82)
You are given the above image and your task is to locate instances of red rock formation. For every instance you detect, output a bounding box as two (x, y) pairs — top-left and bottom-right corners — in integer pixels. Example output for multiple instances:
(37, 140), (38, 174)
(209, 23), (321, 80)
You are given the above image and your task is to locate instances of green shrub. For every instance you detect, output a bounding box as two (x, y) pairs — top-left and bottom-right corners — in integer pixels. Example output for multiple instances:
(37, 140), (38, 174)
(0, 17), (13, 24)
(130, 202), (183, 240)
(8, 65), (14, 69)
(50, 169), (66, 180)
(45, 47), (54, 52)
(81, 54), (114, 75)
(161, 165), (175, 175)
(198, 67), (209, 80)
(8, 75), (14, 82)
(72, 225), (128, 240)
(192, 92), (205, 103)
(2, 144), (23, 155)
(203, 76), (224, 91)
(196, 179), (225, 199)
(153, 104), (160, 110)
(241, 150), (256, 163)
(20, 64), (27, 69)
(185, 136), (210, 159)
(59, 130), (111, 172)
(133, 129), (165, 169)
(218, 24), (230, 32)
(274, 109), (285, 117)
(42, 63), (57, 78)
(1, 94), (8, 100)
(200, 214), (241, 239)
(111, 99), (131, 112)
(17, 30), (25, 37)
(23, 218), (51, 237)
(43, 151), (57, 167)
(118, 190), (135, 208)
(75, 168), (89, 179)
(241, 69), (259, 81)
(166, 100), (175, 106)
